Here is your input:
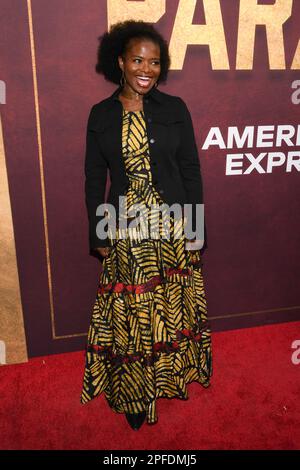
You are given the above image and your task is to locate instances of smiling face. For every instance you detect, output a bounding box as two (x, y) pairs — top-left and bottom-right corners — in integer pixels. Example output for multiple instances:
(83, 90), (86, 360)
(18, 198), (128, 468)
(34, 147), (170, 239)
(118, 37), (161, 96)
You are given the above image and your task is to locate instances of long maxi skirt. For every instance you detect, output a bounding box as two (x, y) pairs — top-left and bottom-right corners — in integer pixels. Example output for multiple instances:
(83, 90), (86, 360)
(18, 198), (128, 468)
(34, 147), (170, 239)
(80, 109), (212, 424)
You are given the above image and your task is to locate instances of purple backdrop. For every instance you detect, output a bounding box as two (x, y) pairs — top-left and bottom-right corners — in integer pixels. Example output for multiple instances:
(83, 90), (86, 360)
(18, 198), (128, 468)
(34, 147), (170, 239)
(0, 0), (299, 357)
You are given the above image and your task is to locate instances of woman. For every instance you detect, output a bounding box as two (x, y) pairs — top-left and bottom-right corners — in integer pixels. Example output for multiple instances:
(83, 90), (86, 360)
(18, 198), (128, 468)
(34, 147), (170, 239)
(80, 20), (212, 430)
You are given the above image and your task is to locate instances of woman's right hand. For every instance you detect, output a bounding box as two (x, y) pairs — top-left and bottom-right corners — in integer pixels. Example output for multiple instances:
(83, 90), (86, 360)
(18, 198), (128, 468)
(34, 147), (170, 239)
(95, 247), (111, 258)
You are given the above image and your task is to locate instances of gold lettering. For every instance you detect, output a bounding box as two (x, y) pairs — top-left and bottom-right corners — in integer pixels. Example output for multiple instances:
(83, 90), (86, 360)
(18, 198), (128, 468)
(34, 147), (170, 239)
(0, 114), (28, 364)
(169, 0), (229, 70)
(291, 40), (300, 69)
(107, 0), (166, 26)
(236, 0), (292, 70)
(107, 1), (297, 71)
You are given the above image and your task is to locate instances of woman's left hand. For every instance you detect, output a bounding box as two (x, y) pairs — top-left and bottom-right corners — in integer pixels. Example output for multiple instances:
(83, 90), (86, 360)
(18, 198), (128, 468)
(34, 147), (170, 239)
(185, 239), (204, 250)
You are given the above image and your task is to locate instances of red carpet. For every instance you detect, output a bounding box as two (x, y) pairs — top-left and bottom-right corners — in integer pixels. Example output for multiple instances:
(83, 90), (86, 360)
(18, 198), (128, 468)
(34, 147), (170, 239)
(0, 321), (299, 450)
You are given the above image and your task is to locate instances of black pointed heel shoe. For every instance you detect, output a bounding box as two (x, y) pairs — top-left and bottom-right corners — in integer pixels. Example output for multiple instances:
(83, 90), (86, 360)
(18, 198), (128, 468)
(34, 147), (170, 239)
(125, 411), (146, 430)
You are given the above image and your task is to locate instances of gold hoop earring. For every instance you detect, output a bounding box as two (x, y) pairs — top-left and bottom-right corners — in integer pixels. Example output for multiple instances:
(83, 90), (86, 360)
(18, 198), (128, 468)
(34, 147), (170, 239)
(120, 70), (126, 87)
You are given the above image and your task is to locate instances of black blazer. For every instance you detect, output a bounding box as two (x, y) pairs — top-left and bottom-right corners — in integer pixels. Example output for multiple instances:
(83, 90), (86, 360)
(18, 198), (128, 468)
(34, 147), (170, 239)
(84, 85), (207, 250)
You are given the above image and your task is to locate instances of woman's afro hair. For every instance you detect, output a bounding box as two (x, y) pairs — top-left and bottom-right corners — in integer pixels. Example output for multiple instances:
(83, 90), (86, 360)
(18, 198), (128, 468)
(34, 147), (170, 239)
(95, 20), (170, 85)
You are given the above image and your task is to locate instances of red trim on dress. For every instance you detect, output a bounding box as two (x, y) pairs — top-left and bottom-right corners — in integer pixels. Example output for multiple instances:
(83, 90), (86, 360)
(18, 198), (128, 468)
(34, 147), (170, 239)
(85, 323), (209, 366)
(97, 267), (194, 295)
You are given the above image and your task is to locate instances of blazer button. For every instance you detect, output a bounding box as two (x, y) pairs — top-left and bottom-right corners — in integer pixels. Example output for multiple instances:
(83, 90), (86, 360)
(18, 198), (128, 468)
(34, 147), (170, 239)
(148, 117), (152, 123)
(159, 189), (164, 195)
(150, 138), (155, 144)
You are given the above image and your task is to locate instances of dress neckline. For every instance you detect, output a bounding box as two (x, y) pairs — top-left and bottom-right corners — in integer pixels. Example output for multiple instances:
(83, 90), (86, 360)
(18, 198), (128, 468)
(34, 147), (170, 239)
(123, 109), (143, 113)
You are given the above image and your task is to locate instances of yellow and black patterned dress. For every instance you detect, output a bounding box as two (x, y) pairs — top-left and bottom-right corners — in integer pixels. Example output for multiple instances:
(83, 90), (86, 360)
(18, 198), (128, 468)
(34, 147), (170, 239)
(80, 109), (212, 424)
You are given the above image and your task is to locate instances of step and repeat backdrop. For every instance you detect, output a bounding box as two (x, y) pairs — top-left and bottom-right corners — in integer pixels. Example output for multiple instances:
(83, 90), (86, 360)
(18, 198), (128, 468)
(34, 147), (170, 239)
(0, 0), (299, 364)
